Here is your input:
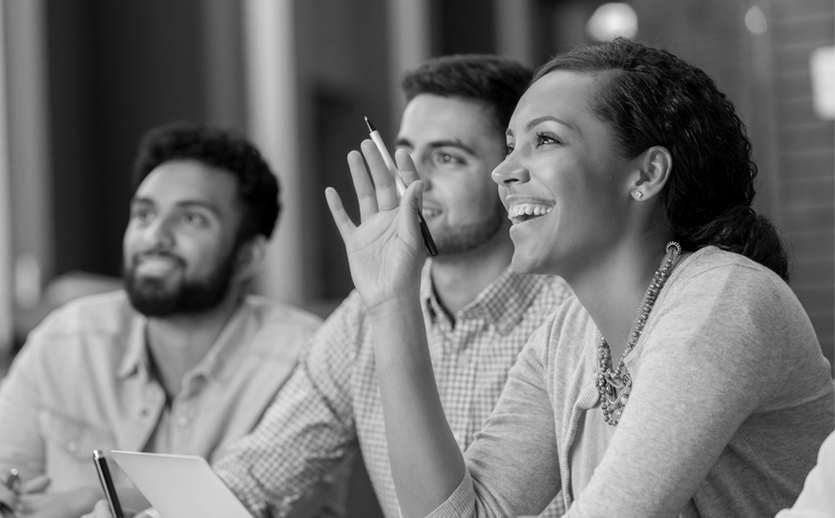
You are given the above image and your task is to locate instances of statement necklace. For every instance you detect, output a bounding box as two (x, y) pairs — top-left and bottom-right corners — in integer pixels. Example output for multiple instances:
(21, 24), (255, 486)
(596, 241), (681, 426)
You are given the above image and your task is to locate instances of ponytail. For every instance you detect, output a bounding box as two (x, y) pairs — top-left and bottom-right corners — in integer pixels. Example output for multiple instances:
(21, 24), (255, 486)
(680, 206), (790, 282)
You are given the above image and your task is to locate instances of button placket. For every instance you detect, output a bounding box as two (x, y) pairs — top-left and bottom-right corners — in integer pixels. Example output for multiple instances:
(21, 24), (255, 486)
(170, 397), (194, 450)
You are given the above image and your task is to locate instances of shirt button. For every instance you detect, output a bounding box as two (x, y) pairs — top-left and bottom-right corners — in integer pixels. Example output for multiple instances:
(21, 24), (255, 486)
(177, 415), (189, 427)
(66, 440), (79, 453)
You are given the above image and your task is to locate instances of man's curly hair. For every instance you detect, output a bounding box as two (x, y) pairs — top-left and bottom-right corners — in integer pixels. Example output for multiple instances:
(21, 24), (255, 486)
(132, 121), (280, 241)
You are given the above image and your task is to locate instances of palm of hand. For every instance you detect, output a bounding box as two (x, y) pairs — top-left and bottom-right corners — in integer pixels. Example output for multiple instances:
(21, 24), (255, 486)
(342, 201), (425, 310)
(326, 142), (427, 312)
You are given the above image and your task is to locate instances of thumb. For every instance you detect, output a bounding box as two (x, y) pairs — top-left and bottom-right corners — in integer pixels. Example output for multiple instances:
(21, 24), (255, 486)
(397, 180), (426, 249)
(400, 180), (424, 220)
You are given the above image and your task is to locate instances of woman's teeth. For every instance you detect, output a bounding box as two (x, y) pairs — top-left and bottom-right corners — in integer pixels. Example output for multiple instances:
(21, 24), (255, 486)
(507, 204), (552, 223)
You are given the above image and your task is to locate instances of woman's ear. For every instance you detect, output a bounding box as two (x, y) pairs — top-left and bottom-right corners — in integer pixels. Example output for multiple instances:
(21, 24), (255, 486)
(629, 146), (672, 201)
(234, 235), (267, 282)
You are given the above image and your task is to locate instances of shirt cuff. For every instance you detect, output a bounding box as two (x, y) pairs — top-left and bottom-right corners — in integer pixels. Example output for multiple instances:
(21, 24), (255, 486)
(424, 469), (475, 518)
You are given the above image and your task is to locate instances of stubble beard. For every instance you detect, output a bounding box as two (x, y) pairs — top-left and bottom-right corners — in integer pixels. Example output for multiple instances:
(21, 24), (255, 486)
(433, 202), (507, 256)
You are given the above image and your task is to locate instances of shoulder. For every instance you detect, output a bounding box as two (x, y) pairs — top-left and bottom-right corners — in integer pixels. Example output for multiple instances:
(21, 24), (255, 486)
(664, 247), (808, 332)
(261, 290), (370, 371)
(671, 247), (788, 298)
(243, 295), (323, 335)
(15, 291), (136, 373)
(646, 247), (824, 386)
(29, 290), (137, 340)
(304, 290), (368, 352)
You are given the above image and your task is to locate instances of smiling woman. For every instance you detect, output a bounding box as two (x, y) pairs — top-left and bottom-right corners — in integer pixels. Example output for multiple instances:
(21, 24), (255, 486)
(326, 38), (835, 518)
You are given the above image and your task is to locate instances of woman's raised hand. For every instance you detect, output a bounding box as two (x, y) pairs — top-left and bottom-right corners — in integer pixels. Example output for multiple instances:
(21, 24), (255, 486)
(325, 139), (427, 313)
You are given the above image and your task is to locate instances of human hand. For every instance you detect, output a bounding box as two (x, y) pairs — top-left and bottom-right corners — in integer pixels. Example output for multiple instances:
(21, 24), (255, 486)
(0, 483), (17, 517)
(0, 469), (22, 517)
(326, 140), (427, 312)
(16, 485), (102, 518)
(0, 475), (50, 517)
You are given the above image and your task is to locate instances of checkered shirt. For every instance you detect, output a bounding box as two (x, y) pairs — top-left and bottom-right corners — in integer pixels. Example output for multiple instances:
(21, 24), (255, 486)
(214, 264), (572, 518)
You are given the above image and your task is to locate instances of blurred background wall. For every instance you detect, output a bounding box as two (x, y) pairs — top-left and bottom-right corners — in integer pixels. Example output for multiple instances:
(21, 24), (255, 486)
(3, 0), (830, 365)
(0, 0), (831, 515)
(0, 0), (831, 378)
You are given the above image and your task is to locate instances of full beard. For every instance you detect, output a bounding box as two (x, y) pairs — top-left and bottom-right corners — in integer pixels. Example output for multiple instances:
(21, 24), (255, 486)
(123, 247), (238, 318)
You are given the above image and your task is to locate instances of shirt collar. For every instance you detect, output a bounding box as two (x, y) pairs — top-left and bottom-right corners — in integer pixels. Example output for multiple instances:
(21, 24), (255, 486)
(117, 311), (149, 379)
(116, 300), (255, 385)
(420, 260), (550, 335)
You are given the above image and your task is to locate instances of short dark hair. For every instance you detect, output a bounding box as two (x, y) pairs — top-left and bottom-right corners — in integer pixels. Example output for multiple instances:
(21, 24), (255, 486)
(132, 121), (280, 240)
(534, 38), (789, 281)
(401, 54), (533, 135)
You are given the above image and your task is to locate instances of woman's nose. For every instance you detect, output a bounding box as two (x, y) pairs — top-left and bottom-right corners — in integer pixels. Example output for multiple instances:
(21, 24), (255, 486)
(491, 156), (530, 186)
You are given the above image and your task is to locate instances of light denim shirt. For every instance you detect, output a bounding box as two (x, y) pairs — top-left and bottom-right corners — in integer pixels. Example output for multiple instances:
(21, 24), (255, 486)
(0, 290), (321, 497)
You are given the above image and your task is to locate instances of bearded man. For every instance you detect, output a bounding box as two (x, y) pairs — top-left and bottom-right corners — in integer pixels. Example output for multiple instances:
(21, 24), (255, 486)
(0, 122), (322, 518)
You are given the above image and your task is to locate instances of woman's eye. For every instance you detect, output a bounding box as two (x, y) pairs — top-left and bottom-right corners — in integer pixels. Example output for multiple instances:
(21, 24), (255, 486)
(505, 143), (515, 156)
(135, 210), (153, 224)
(536, 133), (559, 147)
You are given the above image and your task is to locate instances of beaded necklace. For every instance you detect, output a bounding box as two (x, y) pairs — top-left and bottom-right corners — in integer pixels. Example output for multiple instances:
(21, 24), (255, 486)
(596, 241), (681, 426)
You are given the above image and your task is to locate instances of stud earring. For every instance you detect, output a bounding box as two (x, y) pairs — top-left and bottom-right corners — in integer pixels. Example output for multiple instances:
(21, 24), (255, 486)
(633, 191), (644, 200)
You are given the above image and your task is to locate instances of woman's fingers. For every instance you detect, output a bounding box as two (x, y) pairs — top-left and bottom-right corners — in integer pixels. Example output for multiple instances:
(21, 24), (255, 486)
(325, 187), (356, 244)
(394, 149), (423, 213)
(347, 149), (378, 222)
(360, 140), (400, 212)
(398, 179), (425, 241)
(332, 141), (419, 243)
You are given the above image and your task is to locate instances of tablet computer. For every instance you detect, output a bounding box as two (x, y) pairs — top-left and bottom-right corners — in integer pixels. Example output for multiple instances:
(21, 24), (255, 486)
(110, 450), (253, 518)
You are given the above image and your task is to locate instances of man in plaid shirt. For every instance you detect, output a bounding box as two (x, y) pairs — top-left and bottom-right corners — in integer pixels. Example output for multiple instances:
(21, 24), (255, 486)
(212, 55), (572, 518)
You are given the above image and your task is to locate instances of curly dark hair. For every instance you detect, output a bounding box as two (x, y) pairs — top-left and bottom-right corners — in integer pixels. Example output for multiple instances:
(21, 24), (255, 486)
(534, 38), (789, 281)
(132, 121), (280, 241)
(402, 54), (533, 136)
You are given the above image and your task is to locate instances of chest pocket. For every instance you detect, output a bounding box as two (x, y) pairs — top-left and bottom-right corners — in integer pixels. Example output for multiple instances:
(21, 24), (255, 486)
(38, 408), (119, 490)
(39, 408), (117, 458)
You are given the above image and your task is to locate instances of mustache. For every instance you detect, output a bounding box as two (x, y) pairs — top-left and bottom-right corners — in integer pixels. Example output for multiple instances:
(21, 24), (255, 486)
(131, 250), (186, 267)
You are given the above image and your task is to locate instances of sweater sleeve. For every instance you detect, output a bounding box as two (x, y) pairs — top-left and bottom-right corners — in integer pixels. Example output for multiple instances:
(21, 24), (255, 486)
(565, 261), (794, 517)
(775, 430), (835, 518)
(427, 322), (562, 518)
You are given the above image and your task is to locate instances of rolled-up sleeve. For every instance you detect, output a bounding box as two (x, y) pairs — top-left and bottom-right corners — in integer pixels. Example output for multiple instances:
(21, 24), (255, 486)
(214, 293), (366, 518)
